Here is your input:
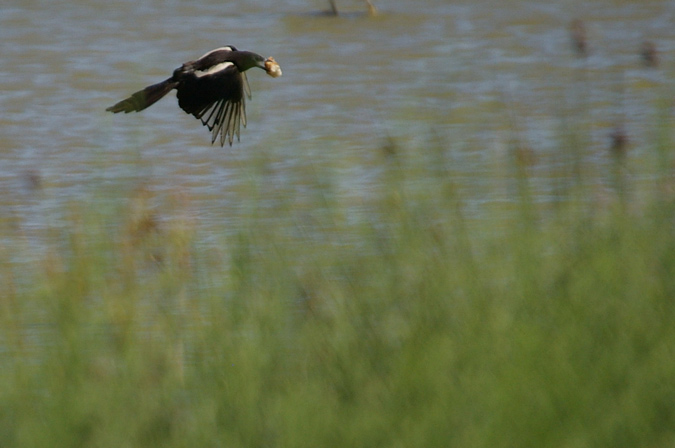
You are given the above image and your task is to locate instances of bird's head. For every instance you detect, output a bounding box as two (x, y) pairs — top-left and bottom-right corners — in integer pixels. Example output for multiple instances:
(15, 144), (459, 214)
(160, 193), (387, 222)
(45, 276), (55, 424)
(232, 51), (282, 77)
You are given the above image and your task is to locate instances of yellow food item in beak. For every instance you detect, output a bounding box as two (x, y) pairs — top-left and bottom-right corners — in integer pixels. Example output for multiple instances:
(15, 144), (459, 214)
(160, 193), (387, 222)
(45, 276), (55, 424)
(264, 57), (282, 78)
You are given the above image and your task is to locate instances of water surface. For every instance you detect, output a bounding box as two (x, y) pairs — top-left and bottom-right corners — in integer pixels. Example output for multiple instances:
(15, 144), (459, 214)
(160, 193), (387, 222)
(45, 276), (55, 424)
(1, 0), (674, 255)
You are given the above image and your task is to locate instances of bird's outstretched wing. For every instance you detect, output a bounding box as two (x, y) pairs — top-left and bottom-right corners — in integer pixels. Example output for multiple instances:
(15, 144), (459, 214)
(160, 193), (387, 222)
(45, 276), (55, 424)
(176, 62), (247, 147)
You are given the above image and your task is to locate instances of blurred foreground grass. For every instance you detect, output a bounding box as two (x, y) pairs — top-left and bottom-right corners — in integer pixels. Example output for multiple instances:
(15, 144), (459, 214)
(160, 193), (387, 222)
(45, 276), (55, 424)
(1, 132), (675, 447)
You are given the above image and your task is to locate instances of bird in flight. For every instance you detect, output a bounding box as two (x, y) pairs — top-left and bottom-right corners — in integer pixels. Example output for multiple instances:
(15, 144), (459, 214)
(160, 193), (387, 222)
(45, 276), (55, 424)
(106, 46), (282, 146)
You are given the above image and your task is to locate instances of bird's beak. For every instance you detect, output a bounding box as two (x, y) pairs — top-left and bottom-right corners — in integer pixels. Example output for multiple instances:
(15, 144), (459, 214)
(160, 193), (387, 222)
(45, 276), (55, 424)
(264, 57), (282, 78)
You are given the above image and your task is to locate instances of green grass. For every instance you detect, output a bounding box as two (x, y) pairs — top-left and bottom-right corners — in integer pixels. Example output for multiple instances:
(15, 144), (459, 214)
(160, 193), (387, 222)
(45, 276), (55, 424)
(1, 133), (675, 447)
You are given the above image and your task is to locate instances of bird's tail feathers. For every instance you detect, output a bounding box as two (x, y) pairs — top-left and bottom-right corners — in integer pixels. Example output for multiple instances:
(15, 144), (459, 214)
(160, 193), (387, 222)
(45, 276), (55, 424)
(106, 78), (178, 113)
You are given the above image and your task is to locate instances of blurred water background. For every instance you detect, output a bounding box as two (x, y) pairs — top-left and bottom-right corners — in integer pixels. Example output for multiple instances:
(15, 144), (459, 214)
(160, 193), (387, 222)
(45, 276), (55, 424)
(1, 0), (674, 257)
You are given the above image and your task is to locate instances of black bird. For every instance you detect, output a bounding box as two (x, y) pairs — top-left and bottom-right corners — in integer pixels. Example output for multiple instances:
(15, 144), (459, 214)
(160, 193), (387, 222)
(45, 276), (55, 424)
(106, 46), (282, 146)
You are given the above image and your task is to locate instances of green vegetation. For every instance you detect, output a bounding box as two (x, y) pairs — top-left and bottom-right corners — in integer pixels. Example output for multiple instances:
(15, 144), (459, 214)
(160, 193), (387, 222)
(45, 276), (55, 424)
(1, 131), (675, 447)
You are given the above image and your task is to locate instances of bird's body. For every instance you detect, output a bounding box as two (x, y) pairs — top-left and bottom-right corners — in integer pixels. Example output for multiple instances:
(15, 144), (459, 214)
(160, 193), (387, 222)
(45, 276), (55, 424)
(106, 46), (281, 146)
